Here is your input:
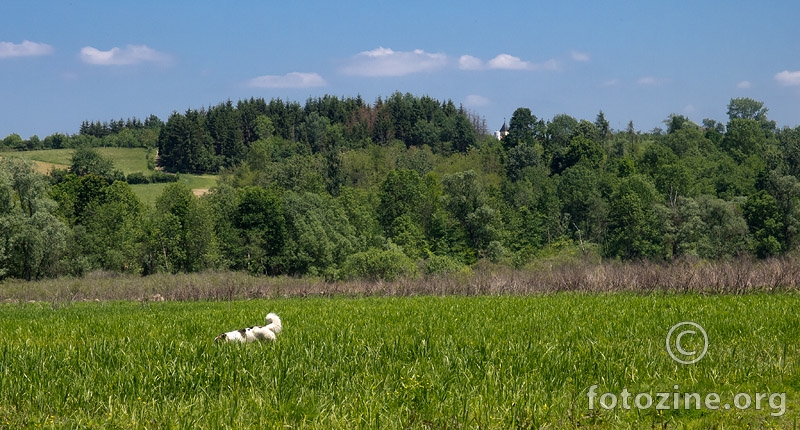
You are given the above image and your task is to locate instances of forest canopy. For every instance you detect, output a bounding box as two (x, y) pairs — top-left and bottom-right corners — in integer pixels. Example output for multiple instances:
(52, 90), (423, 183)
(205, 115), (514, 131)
(2, 94), (800, 281)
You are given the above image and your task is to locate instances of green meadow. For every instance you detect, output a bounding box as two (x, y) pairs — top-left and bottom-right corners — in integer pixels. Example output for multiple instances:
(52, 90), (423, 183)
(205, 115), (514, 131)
(1, 148), (218, 206)
(0, 294), (797, 428)
(4, 148), (150, 174)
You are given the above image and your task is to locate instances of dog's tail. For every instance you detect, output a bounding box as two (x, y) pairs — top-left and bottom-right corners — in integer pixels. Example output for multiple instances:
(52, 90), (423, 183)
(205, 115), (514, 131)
(266, 312), (282, 335)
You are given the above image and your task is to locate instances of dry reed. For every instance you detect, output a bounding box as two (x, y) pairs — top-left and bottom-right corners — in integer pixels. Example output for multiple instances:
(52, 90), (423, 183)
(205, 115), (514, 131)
(3, 256), (800, 303)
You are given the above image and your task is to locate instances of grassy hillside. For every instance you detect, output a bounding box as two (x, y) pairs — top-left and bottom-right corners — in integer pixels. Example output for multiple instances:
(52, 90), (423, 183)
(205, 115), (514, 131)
(1, 148), (218, 206)
(131, 174), (218, 206)
(0, 294), (795, 428)
(3, 147), (151, 174)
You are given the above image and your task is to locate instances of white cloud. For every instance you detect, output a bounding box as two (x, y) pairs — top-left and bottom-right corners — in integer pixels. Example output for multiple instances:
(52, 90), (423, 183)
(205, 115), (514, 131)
(0, 40), (53, 58)
(486, 54), (559, 71)
(458, 55), (483, 70)
(775, 70), (800, 86)
(536, 59), (560, 71)
(637, 76), (669, 86)
(464, 94), (490, 107)
(571, 50), (590, 62)
(736, 80), (752, 89)
(602, 79), (620, 87)
(487, 54), (530, 70)
(341, 47), (447, 77)
(247, 72), (326, 88)
(80, 44), (170, 66)
(684, 104), (696, 114)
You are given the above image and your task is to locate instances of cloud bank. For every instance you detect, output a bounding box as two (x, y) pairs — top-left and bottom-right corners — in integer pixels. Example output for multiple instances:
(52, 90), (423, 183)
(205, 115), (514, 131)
(342, 47), (447, 77)
(464, 94), (490, 107)
(0, 40), (53, 58)
(247, 72), (326, 88)
(459, 53), (559, 71)
(637, 76), (669, 86)
(458, 55), (483, 70)
(775, 70), (800, 86)
(80, 45), (170, 66)
(571, 50), (591, 62)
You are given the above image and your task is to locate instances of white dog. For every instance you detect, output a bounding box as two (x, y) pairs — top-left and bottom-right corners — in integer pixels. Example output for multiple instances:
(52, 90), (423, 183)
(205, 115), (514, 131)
(215, 313), (282, 343)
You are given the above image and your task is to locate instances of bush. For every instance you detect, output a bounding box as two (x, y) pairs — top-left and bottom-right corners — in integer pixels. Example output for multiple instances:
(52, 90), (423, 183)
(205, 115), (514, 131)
(342, 245), (417, 281)
(423, 254), (468, 276)
(126, 172), (150, 184)
(150, 171), (179, 183)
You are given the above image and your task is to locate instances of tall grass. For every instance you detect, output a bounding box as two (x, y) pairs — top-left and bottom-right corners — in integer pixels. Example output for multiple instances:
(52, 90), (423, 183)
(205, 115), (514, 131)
(4, 256), (800, 304)
(0, 295), (796, 428)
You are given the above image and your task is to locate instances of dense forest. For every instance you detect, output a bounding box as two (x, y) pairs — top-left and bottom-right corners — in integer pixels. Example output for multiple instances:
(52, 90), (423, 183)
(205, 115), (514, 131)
(2, 93), (800, 281)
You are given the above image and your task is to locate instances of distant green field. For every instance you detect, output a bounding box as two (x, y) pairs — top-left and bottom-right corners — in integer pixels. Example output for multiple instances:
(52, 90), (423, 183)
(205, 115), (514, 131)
(0, 294), (796, 428)
(3, 147), (151, 174)
(131, 174), (218, 206)
(1, 148), (218, 206)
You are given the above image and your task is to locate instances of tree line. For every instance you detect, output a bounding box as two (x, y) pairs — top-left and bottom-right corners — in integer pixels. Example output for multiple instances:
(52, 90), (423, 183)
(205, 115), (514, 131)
(156, 93), (477, 173)
(2, 115), (163, 151)
(2, 94), (800, 281)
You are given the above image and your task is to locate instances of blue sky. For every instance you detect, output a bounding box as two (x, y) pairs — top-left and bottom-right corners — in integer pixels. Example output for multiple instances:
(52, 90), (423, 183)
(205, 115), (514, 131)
(2, 1), (799, 140)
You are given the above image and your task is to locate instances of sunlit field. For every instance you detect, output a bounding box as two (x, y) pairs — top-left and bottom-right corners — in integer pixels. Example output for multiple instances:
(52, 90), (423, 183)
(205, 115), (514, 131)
(3, 148), (150, 174)
(1, 148), (218, 206)
(0, 294), (797, 428)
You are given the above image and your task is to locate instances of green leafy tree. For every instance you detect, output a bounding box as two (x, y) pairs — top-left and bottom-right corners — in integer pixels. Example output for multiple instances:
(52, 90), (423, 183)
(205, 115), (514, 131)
(205, 183), (243, 270)
(657, 196), (705, 258)
(0, 158), (68, 280)
(377, 169), (425, 234)
(253, 114), (275, 140)
(558, 135), (605, 172)
(557, 163), (608, 244)
(2, 134), (24, 150)
(158, 110), (216, 173)
(80, 181), (145, 273)
(722, 118), (767, 162)
(324, 149), (346, 196)
(727, 97), (775, 131)
(208, 100), (246, 167)
(545, 114), (579, 171)
(695, 195), (748, 259)
(758, 170), (800, 251)
(233, 186), (285, 274)
(141, 183), (217, 273)
(301, 111), (332, 153)
(505, 143), (542, 181)
(607, 175), (662, 259)
(280, 191), (356, 275)
(776, 126), (800, 177)
(450, 110), (477, 152)
(503, 107), (543, 150)
(594, 110), (611, 142)
(664, 114), (696, 134)
(503, 165), (562, 246)
(51, 174), (108, 225)
(411, 119), (439, 148)
(442, 170), (501, 254)
(70, 147), (115, 178)
(341, 244), (417, 281)
(743, 190), (783, 257)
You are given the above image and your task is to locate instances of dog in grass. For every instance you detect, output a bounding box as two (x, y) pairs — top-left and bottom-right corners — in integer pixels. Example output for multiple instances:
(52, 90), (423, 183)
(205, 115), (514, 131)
(214, 313), (282, 343)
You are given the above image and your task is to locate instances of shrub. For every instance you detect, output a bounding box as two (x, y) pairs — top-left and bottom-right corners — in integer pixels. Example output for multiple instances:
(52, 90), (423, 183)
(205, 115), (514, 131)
(342, 245), (417, 281)
(422, 254), (468, 276)
(126, 172), (150, 184)
(150, 171), (179, 183)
